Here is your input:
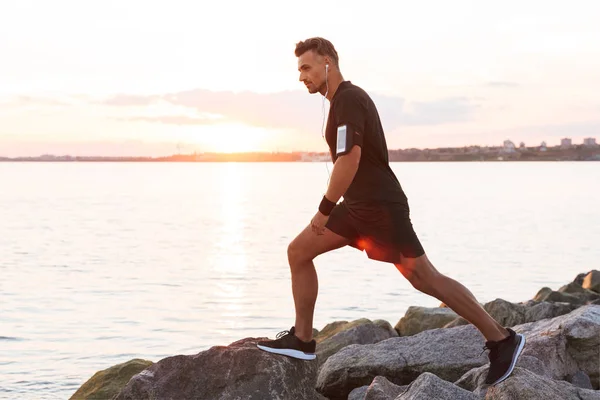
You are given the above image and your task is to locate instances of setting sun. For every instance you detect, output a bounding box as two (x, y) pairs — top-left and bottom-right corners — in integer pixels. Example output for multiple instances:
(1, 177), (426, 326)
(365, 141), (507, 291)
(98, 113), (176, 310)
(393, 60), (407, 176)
(192, 124), (272, 153)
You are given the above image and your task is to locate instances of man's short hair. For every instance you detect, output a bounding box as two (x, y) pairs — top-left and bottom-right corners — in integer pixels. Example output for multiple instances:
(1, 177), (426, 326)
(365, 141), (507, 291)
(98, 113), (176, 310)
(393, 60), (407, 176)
(295, 37), (339, 68)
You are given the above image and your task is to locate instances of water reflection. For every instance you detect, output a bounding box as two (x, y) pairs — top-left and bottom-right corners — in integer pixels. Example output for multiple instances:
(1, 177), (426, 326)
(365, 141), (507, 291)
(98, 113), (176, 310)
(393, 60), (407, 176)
(209, 164), (248, 329)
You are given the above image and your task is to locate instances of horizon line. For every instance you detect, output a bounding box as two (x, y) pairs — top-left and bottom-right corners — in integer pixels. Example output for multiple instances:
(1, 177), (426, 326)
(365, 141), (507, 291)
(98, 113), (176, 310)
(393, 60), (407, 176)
(2, 141), (597, 160)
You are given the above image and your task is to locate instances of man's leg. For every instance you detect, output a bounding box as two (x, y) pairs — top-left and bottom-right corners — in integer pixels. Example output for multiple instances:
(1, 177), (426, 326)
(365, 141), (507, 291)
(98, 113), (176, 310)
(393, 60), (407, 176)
(287, 224), (351, 342)
(394, 252), (526, 386)
(394, 253), (508, 342)
(256, 223), (351, 359)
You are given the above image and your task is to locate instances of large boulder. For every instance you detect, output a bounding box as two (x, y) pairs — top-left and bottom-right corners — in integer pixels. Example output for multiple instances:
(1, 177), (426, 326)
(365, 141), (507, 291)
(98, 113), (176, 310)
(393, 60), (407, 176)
(395, 306), (458, 336)
(573, 272), (587, 285)
(347, 373), (481, 400)
(484, 298), (579, 327)
(396, 372), (478, 400)
(533, 287), (588, 306)
(315, 321), (349, 340)
(517, 304), (600, 389)
(347, 376), (408, 400)
(568, 370), (595, 390)
(454, 355), (550, 396)
(444, 299), (578, 329)
(558, 282), (600, 302)
(316, 319), (397, 342)
(458, 304), (600, 392)
(372, 319), (399, 338)
(583, 270), (600, 293)
(317, 304), (600, 399)
(348, 386), (369, 400)
(520, 299), (580, 320)
(485, 368), (599, 400)
(315, 319), (397, 368)
(114, 337), (326, 400)
(69, 359), (153, 400)
(316, 324), (488, 399)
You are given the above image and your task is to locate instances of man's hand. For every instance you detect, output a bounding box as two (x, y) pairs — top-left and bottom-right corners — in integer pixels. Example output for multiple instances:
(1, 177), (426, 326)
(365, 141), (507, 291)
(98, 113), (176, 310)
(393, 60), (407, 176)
(311, 211), (329, 235)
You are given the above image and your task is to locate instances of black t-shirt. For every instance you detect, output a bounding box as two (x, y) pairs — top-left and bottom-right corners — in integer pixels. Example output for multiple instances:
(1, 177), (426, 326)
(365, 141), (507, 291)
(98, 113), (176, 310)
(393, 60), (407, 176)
(325, 81), (408, 206)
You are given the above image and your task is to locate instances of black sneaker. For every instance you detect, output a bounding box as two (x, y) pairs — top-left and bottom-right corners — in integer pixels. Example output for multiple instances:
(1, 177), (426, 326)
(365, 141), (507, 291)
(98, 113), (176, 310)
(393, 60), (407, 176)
(256, 326), (316, 360)
(483, 328), (526, 385)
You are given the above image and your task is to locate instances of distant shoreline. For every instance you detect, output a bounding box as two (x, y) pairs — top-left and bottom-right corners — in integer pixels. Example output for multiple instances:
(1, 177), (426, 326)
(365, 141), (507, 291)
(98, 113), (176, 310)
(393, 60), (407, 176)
(1, 159), (599, 163)
(1, 144), (599, 162)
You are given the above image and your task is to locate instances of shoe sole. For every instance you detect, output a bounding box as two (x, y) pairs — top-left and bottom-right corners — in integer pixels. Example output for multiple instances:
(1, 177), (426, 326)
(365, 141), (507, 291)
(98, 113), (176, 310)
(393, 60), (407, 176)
(489, 333), (526, 386)
(256, 344), (316, 360)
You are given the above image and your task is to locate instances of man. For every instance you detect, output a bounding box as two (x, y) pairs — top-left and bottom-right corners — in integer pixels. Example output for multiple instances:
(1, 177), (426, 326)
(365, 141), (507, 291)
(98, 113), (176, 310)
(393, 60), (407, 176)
(257, 37), (525, 386)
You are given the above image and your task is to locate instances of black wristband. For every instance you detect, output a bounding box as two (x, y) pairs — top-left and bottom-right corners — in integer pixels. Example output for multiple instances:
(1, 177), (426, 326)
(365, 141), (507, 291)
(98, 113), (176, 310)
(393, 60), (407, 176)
(319, 195), (336, 216)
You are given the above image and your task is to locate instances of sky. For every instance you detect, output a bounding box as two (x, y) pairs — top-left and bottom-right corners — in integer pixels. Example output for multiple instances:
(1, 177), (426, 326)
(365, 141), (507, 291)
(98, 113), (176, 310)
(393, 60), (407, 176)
(1, 0), (599, 156)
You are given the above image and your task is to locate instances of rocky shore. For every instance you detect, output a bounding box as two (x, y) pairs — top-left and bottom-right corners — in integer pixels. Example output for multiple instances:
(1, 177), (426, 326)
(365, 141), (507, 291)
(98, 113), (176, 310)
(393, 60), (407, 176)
(70, 270), (600, 400)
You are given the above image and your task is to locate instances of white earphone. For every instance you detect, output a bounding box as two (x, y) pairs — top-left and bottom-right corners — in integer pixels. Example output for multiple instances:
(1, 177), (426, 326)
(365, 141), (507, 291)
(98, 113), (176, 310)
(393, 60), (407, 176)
(324, 64), (329, 96)
(322, 62), (331, 184)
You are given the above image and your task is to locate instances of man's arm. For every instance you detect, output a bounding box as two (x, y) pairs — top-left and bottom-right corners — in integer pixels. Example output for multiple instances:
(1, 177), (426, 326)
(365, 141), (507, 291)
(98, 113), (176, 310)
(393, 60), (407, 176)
(324, 144), (361, 204)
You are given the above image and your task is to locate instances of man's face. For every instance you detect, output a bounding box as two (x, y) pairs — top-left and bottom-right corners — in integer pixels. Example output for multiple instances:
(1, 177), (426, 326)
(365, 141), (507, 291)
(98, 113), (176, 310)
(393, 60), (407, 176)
(297, 50), (327, 95)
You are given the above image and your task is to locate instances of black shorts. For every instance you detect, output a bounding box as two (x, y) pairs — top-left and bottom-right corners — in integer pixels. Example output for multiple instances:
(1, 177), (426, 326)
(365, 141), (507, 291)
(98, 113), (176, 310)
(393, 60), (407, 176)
(325, 200), (425, 264)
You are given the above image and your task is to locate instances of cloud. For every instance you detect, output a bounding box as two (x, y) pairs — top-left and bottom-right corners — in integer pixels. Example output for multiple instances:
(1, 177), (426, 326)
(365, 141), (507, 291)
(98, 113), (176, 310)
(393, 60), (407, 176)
(102, 94), (161, 106)
(163, 89), (319, 131)
(1, 95), (73, 107)
(102, 88), (482, 131)
(117, 114), (222, 126)
(394, 97), (480, 126)
(485, 81), (521, 88)
(516, 120), (600, 138)
(0, 139), (184, 158)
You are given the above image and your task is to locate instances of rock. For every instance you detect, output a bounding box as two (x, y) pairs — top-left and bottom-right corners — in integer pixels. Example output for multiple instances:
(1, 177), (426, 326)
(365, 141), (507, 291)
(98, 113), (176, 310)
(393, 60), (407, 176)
(317, 304), (600, 398)
(533, 288), (588, 306)
(521, 300), (579, 321)
(560, 281), (588, 294)
(583, 270), (600, 293)
(535, 287), (553, 299)
(455, 355), (550, 395)
(458, 360), (598, 398)
(485, 367), (599, 400)
(396, 372), (478, 400)
(592, 299), (600, 306)
(315, 318), (397, 368)
(363, 376), (408, 399)
(114, 337), (326, 400)
(348, 386), (369, 400)
(445, 299), (577, 330)
(568, 370), (594, 390)
(373, 319), (399, 338)
(346, 376), (409, 400)
(481, 299), (525, 327)
(573, 272), (587, 286)
(517, 305), (600, 389)
(558, 282), (600, 302)
(69, 358), (153, 400)
(395, 306), (458, 337)
(315, 321), (349, 340)
(316, 324), (489, 399)
(444, 317), (469, 328)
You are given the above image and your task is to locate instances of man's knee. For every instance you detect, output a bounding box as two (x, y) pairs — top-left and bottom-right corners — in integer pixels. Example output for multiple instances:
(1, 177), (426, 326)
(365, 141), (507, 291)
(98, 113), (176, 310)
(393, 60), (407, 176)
(287, 240), (312, 269)
(397, 255), (440, 294)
